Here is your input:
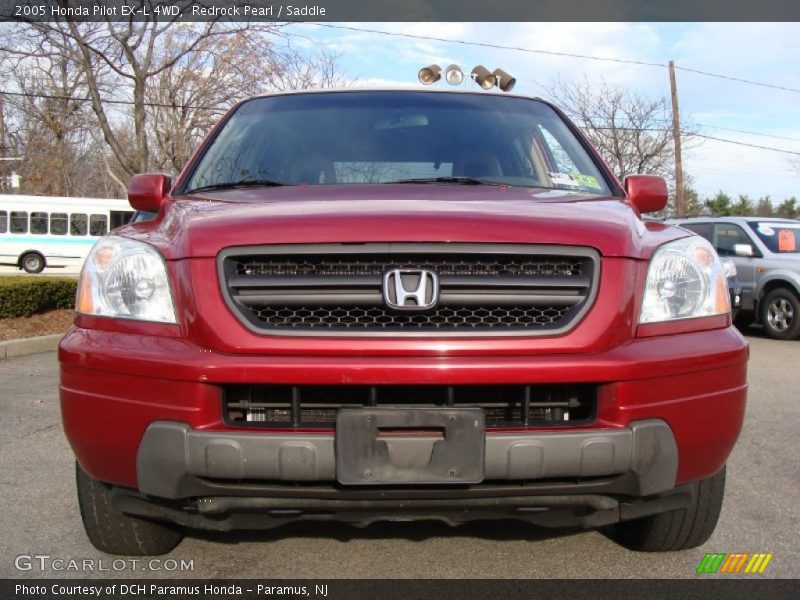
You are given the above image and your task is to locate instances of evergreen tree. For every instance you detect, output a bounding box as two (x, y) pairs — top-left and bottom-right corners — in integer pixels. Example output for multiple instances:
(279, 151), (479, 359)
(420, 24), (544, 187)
(756, 196), (774, 217)
(776, 197), (799, 219)
(731, 194), (755, 216)
(704, 191), (734, 216)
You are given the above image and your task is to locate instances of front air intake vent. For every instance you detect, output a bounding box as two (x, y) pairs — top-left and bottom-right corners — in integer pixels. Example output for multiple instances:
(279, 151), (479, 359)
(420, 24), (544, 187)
(224, 384), (598, 429)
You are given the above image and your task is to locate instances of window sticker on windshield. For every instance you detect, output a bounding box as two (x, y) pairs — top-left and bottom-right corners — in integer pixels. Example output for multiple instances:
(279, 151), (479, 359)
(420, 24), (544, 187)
(778, 229), (797, 252)
(571, 173), (603, 190)
(758, 224), (775, 236)
(549, 172), (580, 189)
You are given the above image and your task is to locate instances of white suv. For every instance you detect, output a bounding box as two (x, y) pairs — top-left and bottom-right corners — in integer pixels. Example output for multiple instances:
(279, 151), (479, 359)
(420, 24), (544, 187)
(669, 216), (800, 340)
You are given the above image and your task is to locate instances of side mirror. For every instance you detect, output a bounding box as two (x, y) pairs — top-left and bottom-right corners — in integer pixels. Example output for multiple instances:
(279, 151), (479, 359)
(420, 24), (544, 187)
(128, 173), (172, 212)
(624, 175), (668, 214)
(721, 258), (737, 278)
(733, 243), (755, 257)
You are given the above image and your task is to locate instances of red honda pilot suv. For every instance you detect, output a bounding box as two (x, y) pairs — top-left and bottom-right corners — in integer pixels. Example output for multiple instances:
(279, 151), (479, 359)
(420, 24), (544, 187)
(59, 89), (748, 556)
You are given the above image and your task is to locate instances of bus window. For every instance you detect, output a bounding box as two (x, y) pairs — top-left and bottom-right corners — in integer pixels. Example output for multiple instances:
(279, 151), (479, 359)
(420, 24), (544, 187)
(30, 212), (48, 234)
(0, 210), (7, 233)
(10, 211), (28, 233)
(110, 210), (135, 229)
(70, 213), (88, 236)
(50, 213), (68, 235)
(90, 214), (108, 236)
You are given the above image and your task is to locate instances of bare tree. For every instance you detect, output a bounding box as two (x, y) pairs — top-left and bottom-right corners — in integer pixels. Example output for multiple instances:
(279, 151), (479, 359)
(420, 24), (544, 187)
(5, 58), (84, 194)
(0, 26), (119, 196)
(545, 77), (688, 181)
(1, 10), (349, 194)
(144, 35), (347, 173)
(145, 27), (267, 174)
(264, 47), (349, 91)
(24, 3), (284, 178)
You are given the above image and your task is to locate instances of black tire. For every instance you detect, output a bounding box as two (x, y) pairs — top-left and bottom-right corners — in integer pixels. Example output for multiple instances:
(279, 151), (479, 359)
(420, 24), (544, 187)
(76, 462), (184, 556)
(20, 251), (45, 274)
(732, 310), (754, 331)
(760, 288), (800, 340)
(609, 467), (725, 552)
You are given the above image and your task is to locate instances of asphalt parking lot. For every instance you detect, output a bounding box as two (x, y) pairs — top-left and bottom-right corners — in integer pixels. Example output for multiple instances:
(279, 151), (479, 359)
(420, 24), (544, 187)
(0, 329), (797, 579)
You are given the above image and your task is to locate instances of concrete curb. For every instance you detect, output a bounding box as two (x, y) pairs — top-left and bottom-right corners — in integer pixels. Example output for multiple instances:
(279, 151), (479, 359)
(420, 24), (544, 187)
(0, 334), (62, 360)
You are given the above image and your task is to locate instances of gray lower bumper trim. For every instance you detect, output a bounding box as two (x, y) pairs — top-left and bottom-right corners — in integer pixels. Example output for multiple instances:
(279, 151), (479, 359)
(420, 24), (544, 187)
(136, 419), (677, 500)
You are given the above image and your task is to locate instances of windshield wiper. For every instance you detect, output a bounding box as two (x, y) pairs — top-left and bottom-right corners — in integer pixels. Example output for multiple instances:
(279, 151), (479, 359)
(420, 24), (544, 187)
(386, 176), (502, 186)
(184, 179), (286, 194)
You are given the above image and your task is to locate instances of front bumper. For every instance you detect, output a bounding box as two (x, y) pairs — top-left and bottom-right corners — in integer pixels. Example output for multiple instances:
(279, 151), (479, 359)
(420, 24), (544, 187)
(60, 326), (748, 493)
(137, 419), (677, 499)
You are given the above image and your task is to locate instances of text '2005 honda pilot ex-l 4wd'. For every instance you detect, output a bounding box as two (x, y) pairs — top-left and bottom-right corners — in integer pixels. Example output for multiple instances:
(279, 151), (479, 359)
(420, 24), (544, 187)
(60, 89), (748, 556)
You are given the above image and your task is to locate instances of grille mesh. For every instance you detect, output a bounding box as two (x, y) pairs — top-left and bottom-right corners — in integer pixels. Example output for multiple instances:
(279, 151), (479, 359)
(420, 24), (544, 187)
(235, 257), (583, 277)
(251, 305), (571, 329)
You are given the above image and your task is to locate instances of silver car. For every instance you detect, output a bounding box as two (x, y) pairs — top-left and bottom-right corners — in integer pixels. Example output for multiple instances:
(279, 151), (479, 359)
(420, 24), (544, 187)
(668, 216), (800, 340)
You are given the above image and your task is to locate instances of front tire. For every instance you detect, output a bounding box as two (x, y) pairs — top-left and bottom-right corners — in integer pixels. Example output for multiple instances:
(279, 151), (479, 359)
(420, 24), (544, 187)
(20, 252), (45, 274)
(733, 310), (754, 331)
(760, 288), (800, 340)
(609, 467), (725, 552)
(76, 462), (184, 555)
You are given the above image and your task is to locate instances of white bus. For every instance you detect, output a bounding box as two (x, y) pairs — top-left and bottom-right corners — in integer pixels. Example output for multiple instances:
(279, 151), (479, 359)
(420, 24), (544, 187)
(0, 195), (134, 273)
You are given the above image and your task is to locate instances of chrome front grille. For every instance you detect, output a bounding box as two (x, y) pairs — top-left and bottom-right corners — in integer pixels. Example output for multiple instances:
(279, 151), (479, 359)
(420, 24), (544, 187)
(218, 244), (599, 336)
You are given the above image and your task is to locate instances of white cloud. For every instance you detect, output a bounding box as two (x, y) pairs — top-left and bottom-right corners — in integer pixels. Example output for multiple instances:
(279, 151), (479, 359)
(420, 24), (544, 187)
(350, 77), (419, 88)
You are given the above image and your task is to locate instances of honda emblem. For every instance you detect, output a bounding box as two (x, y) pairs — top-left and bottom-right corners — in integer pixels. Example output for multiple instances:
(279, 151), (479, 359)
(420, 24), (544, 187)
(383, 269), (439, 310)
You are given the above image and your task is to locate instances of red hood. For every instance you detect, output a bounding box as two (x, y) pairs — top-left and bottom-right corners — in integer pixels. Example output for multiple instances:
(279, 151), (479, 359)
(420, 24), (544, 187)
(121, 184), (687, 260)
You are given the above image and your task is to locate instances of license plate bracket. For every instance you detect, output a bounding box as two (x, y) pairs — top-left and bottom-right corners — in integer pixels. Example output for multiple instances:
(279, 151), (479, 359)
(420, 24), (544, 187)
(335, 407), (485, 485)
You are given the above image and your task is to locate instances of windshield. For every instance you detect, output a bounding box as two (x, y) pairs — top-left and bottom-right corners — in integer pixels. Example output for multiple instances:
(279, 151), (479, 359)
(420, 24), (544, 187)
(182, 91), (613, 195)
(748, 221), (800, 254)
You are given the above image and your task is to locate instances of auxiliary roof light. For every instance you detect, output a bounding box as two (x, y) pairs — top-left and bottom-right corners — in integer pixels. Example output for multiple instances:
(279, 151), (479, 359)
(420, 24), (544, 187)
(444, 64), (464, 85)
(418, 64), (441, 85)
(493, 68), (516, 92)
(417, 63), (515, 91)
(470, 65), (496, 90)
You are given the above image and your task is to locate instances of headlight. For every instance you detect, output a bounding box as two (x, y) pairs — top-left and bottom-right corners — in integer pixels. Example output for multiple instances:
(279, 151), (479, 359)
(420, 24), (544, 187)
(76, 236), (177, 324)
(639, 236), (730, 324)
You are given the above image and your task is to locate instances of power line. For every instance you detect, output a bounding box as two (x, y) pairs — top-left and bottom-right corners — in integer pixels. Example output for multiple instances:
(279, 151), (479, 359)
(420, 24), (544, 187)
(674, 66), (800, 94)
(563, 109), (800, 143)
(301, 22), (800, 96)
(0, 89), (227, 112)
(686, 132), (800, 156)
(4, 88), (800, 156)
(303, 22), (667, 68)
(10, 85), (799, 146)
(566, 112), (800, 154)
(696, 124), (800, 143)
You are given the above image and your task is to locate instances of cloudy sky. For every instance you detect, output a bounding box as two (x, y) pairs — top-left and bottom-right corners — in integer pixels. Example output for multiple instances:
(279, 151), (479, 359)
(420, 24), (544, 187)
(285, 21), (800, 205)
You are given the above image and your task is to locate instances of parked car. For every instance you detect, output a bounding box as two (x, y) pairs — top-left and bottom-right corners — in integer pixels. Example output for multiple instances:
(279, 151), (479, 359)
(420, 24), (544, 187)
(669, 216), (800, 340)
(60, 89), (747, 556)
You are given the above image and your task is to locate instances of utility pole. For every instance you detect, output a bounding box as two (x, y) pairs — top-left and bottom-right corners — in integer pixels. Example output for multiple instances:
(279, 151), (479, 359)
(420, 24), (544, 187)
(668, 61), (685, 216)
